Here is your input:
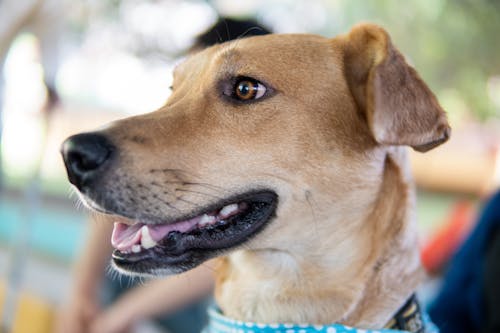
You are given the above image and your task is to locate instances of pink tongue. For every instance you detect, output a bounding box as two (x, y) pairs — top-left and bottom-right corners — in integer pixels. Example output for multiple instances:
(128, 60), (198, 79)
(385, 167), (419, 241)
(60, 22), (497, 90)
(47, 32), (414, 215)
(148, 218), (200, 239)
(111, 216), (203, 252)
(111, 222), (143, 251)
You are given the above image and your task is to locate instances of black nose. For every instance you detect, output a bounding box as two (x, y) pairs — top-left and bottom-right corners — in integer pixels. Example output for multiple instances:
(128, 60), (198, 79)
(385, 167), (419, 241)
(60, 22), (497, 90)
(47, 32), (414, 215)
(61, 133), (115, 189)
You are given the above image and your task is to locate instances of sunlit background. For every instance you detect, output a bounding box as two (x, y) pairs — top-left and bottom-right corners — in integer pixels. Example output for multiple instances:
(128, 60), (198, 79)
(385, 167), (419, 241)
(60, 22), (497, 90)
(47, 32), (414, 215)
(0, 0), (499, 332)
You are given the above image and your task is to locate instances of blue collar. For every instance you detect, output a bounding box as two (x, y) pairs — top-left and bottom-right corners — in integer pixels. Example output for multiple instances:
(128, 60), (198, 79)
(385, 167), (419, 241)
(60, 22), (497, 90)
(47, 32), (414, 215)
(203, 305), (439, 333)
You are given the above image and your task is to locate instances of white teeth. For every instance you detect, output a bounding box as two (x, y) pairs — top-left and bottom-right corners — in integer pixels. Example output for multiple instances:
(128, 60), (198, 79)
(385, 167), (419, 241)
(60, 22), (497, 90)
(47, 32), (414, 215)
(141, 225), (157, 249)
(198, 214), (216, 226)
(219, 204), (238, 218)
(132, 245), (141, 253)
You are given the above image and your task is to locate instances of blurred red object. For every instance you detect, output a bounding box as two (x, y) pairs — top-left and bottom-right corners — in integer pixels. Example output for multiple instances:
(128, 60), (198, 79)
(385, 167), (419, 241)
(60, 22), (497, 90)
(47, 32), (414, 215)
(421, 201), (476, 274)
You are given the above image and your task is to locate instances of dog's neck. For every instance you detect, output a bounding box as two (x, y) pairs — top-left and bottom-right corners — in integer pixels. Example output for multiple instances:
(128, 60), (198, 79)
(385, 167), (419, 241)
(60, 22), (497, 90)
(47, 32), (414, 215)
(214, 149), (424, 329)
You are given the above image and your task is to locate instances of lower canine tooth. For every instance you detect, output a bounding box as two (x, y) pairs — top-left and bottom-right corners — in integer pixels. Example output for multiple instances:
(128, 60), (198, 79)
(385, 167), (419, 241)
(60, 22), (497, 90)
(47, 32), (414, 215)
(132, 245), (141, 253)
(141, 226), (157, 249)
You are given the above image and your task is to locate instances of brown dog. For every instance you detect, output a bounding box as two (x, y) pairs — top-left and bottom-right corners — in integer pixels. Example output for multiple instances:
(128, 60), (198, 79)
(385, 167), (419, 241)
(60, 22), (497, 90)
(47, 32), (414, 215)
(61, 23), (449, 330)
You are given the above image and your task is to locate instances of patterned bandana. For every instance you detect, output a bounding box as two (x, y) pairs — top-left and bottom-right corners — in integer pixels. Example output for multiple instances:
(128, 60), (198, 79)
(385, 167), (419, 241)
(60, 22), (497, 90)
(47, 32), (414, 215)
(203, 306), (440, 333)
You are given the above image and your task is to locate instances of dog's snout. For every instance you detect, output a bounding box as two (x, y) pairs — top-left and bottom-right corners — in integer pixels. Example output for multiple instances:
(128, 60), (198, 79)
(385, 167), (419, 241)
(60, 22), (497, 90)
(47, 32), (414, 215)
(61, 133), (115, 189)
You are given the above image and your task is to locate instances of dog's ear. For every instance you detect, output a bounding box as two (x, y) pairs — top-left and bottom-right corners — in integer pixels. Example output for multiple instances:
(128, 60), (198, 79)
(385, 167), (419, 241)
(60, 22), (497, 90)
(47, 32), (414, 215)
(342, 23), (450, 152)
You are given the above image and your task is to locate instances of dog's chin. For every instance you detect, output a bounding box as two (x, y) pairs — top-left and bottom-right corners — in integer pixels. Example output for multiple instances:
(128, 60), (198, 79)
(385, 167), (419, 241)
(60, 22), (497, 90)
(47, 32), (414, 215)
(94, 190), (279, 277)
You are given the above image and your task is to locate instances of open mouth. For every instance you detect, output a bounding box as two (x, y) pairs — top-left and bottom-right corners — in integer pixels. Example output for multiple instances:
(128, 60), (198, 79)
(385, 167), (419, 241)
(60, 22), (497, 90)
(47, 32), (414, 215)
(110, 191), (278, 275)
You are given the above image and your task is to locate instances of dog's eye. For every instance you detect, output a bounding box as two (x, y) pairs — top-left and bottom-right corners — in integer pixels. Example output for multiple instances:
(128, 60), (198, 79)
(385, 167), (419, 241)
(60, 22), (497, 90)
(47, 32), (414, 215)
(233, 78), (266, 101)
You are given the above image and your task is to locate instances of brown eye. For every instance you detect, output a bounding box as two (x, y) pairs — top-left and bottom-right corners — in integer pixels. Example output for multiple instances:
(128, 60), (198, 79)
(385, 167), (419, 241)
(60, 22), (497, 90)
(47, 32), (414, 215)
(234, 79), (266, 101)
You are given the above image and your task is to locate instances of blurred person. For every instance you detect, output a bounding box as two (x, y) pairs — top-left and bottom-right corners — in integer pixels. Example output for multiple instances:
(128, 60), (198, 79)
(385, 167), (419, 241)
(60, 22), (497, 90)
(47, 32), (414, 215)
(56, 17), (270, 333)
(189, 17), (271, 53)
(429, 189), (500, 333)
(0, 0), (63, 186)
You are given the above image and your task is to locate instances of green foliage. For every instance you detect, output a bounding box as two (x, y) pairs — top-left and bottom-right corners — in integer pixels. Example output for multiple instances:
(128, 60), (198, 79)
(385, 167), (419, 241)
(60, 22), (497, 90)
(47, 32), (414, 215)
(322, 0), (500, 121)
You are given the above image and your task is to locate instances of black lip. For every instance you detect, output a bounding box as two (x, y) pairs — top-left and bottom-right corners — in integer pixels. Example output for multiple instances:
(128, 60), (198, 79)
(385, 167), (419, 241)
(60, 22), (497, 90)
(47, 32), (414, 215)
(111, 190), (278, 275)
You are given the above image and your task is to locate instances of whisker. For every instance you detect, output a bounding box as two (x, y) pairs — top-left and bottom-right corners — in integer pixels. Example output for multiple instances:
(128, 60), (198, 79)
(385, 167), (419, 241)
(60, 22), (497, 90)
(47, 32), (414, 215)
(237, 26), (266, 40)
(176, 197), (203, 209)
(215, 28), (223, 43)
(67, 186), (77, 199)
(73, 197), (83, 211)
(159, 181), (226, 194)
(155, 197), (181, 212)
(175, 188), (223, 200)
(183, 182), (226, 191)
(106, 264), (122, 285)
(223, 17), (230, 42)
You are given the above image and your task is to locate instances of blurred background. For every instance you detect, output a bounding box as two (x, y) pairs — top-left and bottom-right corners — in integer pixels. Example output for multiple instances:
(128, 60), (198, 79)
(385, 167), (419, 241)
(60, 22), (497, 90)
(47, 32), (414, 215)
(0, 0), (499, 332)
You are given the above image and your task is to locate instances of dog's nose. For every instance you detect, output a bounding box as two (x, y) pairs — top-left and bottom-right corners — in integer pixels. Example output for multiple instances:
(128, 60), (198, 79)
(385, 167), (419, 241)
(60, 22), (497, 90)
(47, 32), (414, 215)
(61, 133), (115, 189)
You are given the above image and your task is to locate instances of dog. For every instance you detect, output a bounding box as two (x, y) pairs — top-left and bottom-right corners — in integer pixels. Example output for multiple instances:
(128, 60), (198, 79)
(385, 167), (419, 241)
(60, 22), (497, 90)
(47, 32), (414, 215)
(61, 23), (449, 332)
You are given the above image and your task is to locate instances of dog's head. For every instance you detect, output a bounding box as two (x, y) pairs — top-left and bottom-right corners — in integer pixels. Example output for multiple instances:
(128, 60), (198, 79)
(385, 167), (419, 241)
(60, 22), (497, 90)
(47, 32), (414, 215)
(61, 24), (449, 277)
